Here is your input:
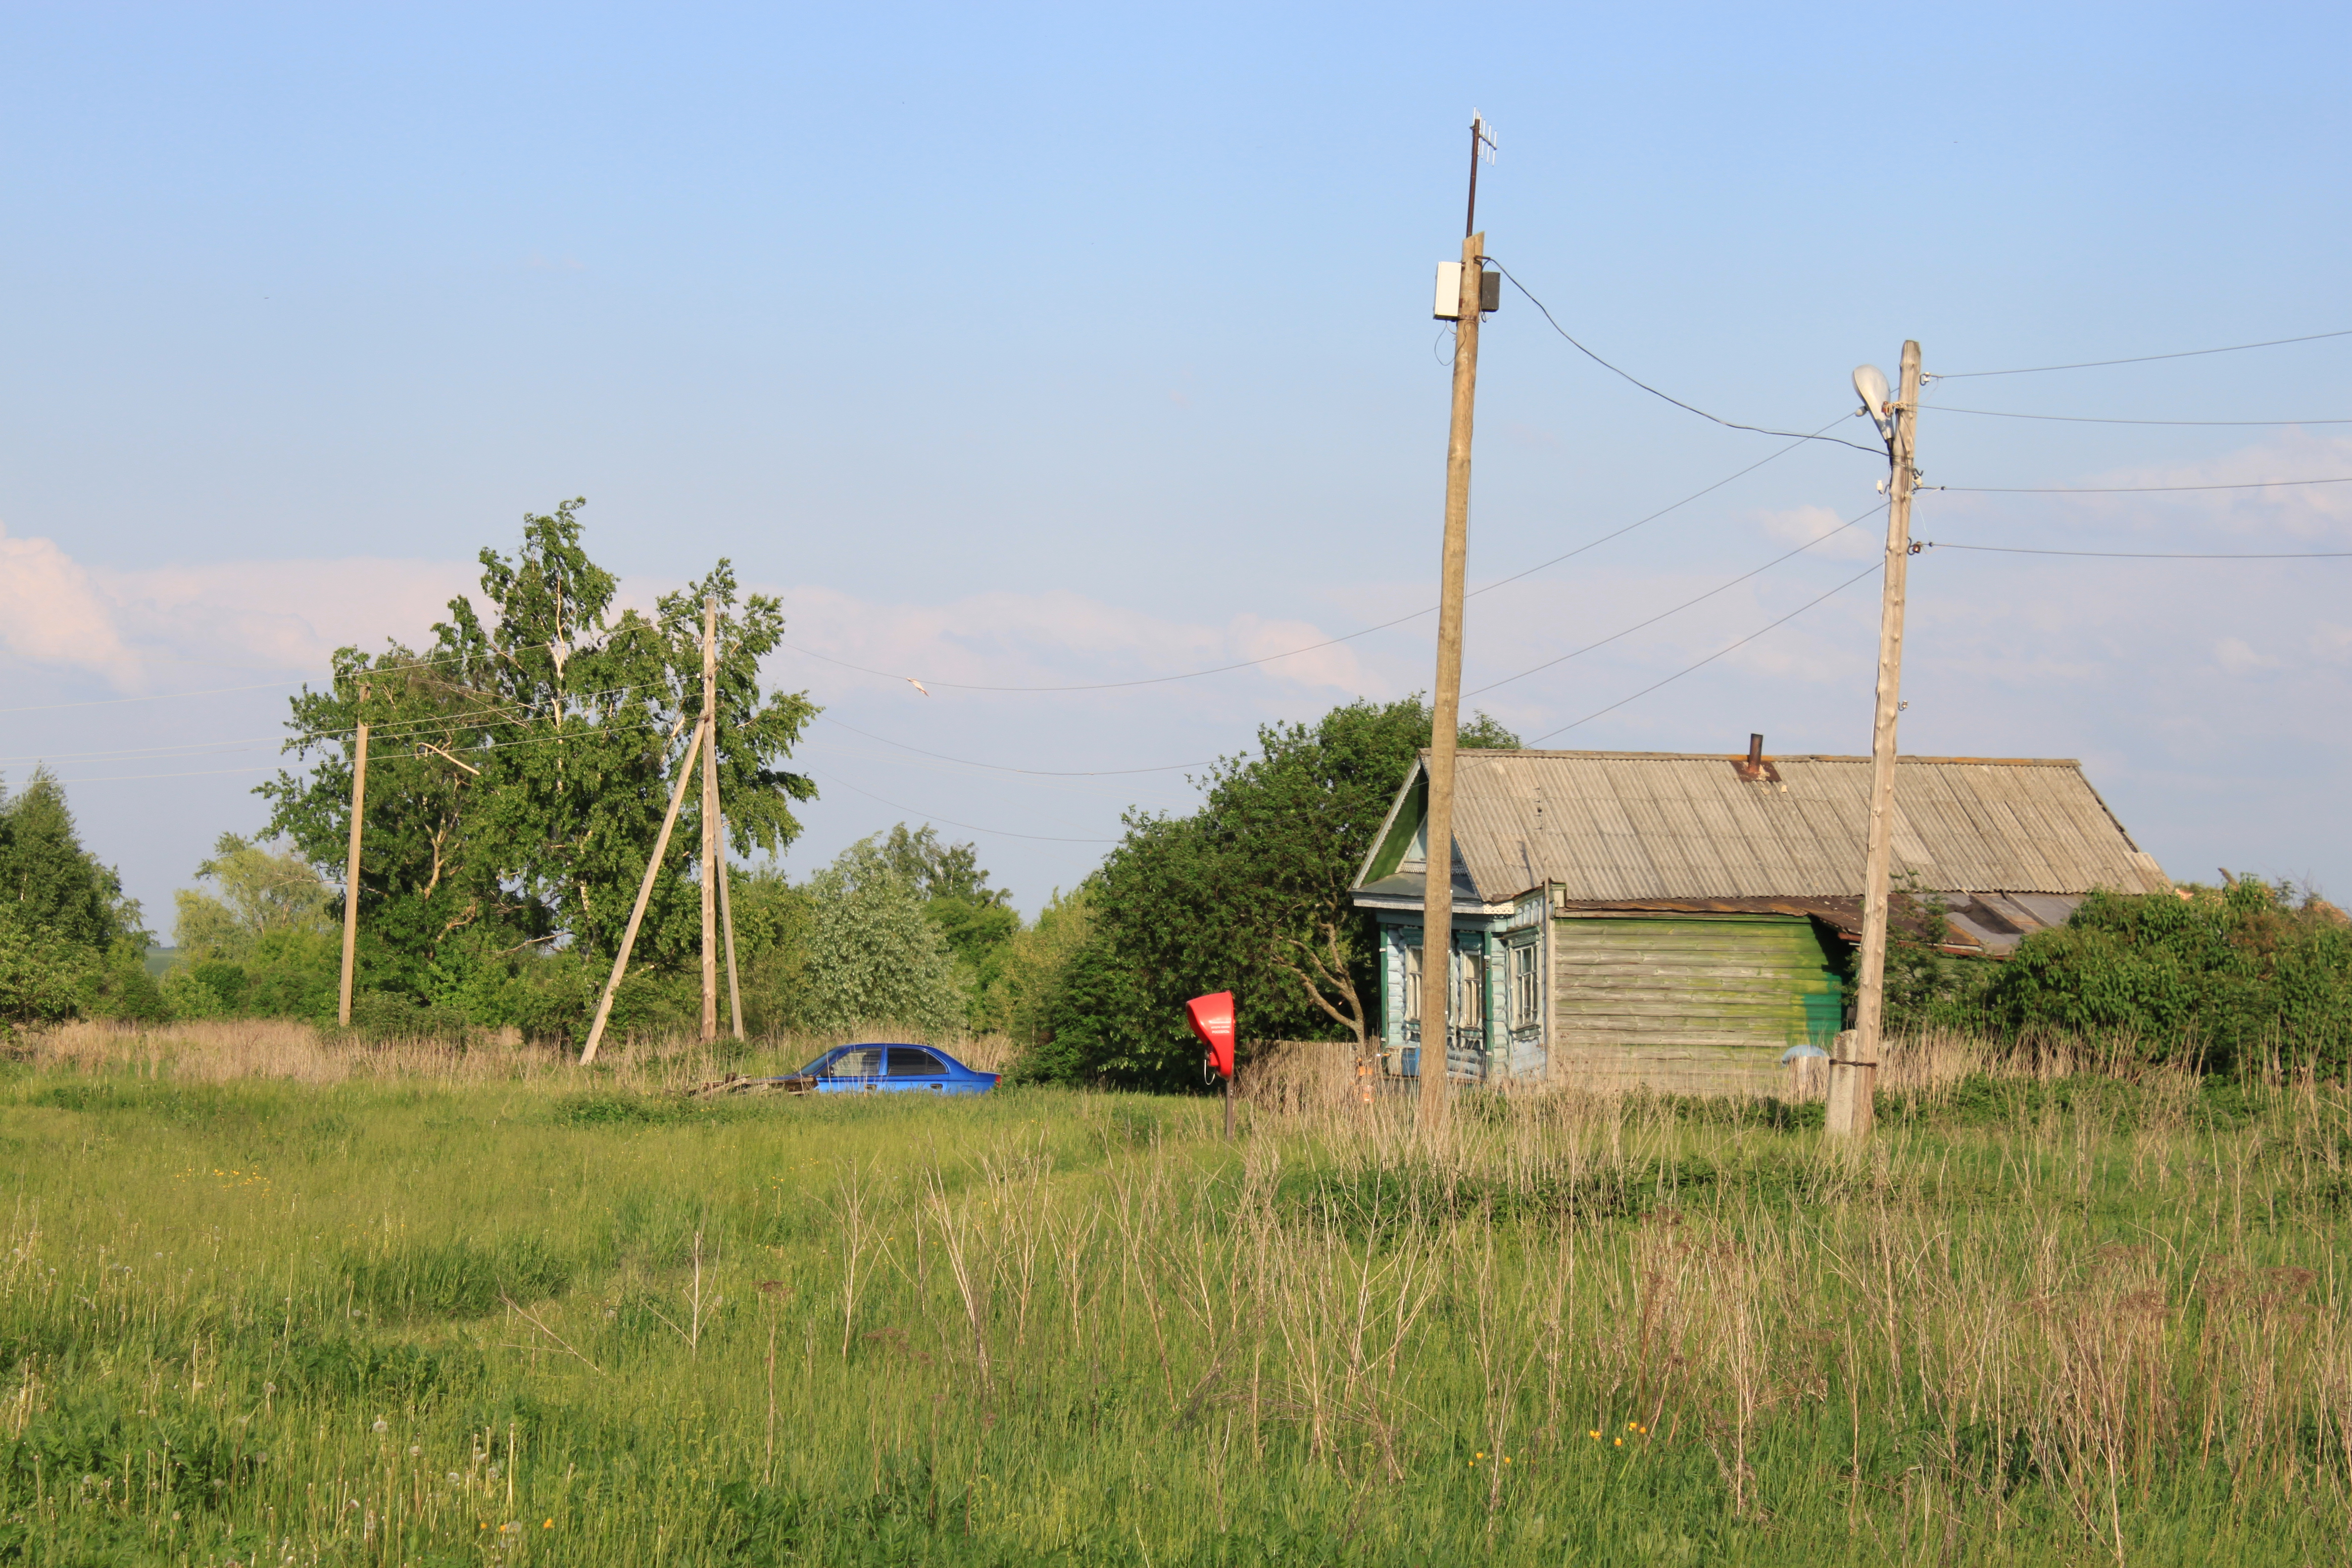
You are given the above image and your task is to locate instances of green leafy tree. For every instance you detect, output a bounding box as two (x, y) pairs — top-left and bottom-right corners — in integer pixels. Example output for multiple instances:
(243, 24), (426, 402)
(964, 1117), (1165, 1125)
(173, 834), (334, 959)
(262, 500), (818, 1030)
(0, 770), (160, 1025)
(1036, 698), (1518, 1088)
(798, 836), (968, 1035)
(0, 769), (140, 951)
(879, 823), (1020, 1027)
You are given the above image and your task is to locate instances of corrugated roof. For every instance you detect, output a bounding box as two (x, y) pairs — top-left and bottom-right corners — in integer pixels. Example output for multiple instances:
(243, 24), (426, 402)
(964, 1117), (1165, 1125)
(1360, 749), (2167, 904)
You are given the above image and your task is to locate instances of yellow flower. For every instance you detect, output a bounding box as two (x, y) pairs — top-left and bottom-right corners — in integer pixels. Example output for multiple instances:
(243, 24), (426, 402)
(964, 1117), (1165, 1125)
(1589, 1430), (1601, 1439)
(1614, 1438), (1623, 1447)
(1502, 1457), (1512, 1465)
(543, 1519), (554, 1528)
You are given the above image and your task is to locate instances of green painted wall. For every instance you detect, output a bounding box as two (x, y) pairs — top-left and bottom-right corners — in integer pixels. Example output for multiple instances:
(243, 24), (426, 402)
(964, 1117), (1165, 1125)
(1551, 915), (1843, 1054)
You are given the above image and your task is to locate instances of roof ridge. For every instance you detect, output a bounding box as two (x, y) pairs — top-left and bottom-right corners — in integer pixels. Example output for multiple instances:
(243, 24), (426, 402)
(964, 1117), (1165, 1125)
(1421, 747), (2084, 767)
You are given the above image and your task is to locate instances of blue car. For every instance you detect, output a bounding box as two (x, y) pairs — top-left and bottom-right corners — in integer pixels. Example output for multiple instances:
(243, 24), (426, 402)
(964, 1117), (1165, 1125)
(778, 1043), (999, 1096)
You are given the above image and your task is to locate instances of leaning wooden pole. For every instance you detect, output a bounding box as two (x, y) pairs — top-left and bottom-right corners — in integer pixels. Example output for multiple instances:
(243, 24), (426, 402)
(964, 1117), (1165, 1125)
(717, 811), (744, 1039)
(336, 683), (371, 1028)
(580, 720), (705, 1065)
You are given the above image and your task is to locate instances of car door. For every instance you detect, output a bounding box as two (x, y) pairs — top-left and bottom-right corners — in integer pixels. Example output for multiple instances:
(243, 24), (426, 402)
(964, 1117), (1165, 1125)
(820, 1046), (886, 1092)
(885, 1046), (950, 1093)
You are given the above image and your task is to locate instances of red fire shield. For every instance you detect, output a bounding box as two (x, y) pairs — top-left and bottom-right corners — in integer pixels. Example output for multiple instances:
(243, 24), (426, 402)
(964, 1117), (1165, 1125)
(1186, 991), (1235, 1079)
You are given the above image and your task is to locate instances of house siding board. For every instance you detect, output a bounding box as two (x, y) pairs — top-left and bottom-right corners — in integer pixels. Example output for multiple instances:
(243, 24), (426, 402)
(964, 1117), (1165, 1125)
(1550, 917), (1842, 1088)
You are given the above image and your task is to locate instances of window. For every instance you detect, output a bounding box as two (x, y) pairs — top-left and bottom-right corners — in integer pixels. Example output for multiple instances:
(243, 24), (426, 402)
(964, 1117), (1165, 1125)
(831, 1047), (884, 1078)
(1511, 942), (1540, 1029)
(887, 1047), (946, 1077)
(1452, 952), (1485, 1032)
(1402, 944), (1422, 1022)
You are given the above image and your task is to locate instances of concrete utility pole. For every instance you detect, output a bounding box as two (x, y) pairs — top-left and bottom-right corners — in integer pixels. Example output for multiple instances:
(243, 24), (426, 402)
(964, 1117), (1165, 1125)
(701, 597), (719, 1042)
(1831, 339), (1922, 1139)
(337, 683), (370, 1029)
(1419, 113), (1495, 1127)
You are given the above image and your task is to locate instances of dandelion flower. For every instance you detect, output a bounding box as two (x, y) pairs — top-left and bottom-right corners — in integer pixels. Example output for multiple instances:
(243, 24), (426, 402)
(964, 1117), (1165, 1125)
(1615, 1438), (1623, 1447)
(544, 1519), (555, 1528)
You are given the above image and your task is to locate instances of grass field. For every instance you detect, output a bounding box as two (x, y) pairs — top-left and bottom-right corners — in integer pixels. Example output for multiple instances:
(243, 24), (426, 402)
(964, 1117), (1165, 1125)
(2, 1024), (2350, 1566)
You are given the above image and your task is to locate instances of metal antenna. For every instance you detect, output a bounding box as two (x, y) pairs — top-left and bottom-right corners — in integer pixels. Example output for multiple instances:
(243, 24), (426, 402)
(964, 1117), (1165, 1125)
(1465, 112), (1499, 237)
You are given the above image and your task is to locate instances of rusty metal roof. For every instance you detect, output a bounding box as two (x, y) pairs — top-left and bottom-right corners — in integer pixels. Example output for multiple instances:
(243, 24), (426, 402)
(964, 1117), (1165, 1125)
(1359, 748), (2168, 906)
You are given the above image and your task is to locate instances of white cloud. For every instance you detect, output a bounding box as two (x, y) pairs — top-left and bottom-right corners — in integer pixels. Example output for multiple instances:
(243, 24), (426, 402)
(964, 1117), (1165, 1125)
(2074, 431), (2352, 540)
(2213, 637), (2282, 676)
(0, 521), (141, 685)
(763, 584), (1367, 697)
(2311, 624), (2352, 662)
(1754, 503), (1879, 561)
(0, 517), (477, 693)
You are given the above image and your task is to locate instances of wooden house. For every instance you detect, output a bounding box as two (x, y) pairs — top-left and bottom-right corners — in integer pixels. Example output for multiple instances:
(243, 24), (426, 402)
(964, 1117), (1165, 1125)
(1348, 741), (2169, 1093)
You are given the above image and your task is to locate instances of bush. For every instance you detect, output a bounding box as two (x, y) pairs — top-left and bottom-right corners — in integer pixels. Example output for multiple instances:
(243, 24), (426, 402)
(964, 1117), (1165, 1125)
(1983, 881), (2352, 1071)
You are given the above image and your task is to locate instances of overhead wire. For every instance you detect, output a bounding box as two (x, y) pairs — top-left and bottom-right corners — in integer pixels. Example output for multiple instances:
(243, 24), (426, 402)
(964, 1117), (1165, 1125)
(1930, 328), (2352, 379)
(1467, 501), (1887, 697)
(1524, 562), (1886, 746)
(1936, 475), (2352, 494)
(813, 715), (1209, 777)
(773, 423), (1839, 695)
(800, 768), (1117, 845)
(1921, 542), (2352, 560)
(1483, 258), (1891, 459)
(1927, 406), (2352, 428)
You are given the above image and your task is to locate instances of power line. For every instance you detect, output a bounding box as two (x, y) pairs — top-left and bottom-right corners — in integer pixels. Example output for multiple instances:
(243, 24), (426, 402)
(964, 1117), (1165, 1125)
(776, 431), (1837, 696)
(1937, 475), (2352, 494)
(814, 715), (1209, 777)
(48, 764), (281, 786)
(1922, 541), (2352, 560)
(1484, 258), (1890, 458)
(1467, 500), (1886, 697)
(1928, 405), (2352, 428)
(1931, 327), (2352, 380)
(1524, 562), (1885, 745)
(801, 768), (1117, 845)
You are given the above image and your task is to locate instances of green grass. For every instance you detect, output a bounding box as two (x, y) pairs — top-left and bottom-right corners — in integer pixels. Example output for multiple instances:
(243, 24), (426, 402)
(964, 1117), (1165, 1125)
(2, 1052), (2350, 1565)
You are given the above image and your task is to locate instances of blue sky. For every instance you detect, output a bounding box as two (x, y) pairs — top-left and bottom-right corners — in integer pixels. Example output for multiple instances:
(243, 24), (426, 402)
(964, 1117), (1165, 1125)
(3, 2), (2349, 925)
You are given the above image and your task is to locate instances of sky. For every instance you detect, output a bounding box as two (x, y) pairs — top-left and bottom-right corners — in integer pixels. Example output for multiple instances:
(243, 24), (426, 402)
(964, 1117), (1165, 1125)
(3, 1), (2349, 930)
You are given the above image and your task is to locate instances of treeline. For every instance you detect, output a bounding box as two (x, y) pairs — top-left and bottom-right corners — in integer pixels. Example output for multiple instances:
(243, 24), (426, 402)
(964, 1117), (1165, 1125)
(11, 498), (2348, 1075)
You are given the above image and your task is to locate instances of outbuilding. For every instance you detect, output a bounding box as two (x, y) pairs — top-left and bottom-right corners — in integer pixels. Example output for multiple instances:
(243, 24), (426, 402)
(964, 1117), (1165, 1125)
(1348, 740), (2169, 1093)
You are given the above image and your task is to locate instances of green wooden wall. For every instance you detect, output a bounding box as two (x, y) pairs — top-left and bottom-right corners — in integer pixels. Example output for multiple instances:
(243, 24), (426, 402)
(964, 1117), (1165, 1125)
(1549, 915), (1843, 1093)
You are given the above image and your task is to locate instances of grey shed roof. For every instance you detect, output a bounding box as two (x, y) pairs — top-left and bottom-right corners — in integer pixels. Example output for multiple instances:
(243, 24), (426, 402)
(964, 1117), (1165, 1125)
(1354, 748), (2169, 909)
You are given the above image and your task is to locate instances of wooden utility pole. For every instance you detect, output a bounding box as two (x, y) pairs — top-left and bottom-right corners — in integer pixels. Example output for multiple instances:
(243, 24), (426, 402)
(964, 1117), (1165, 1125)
(1830, 339), (1922, 1139)
(581, 720), (704, 1066)
(337, 684), (370, 1028)
(1419, 114), (1493, 1127)
(701, 598), (719, 1042)
(717, 819), (744, 1039)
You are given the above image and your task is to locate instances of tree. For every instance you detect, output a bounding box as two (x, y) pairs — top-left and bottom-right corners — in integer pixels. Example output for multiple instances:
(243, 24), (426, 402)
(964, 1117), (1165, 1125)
(1034, 697), (1518, 1088)
(798, 836), (969, 1035)
(0, 770), (159, 1025)
(0, 768), (140, 952)
(879, 823), (1020, 1027)
(261, 500), (818, 1029)
(173, 834), (334, 959)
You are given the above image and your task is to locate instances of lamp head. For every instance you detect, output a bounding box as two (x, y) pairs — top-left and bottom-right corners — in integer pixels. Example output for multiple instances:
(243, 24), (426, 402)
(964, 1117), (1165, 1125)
(1853, 365), (1893, 444)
